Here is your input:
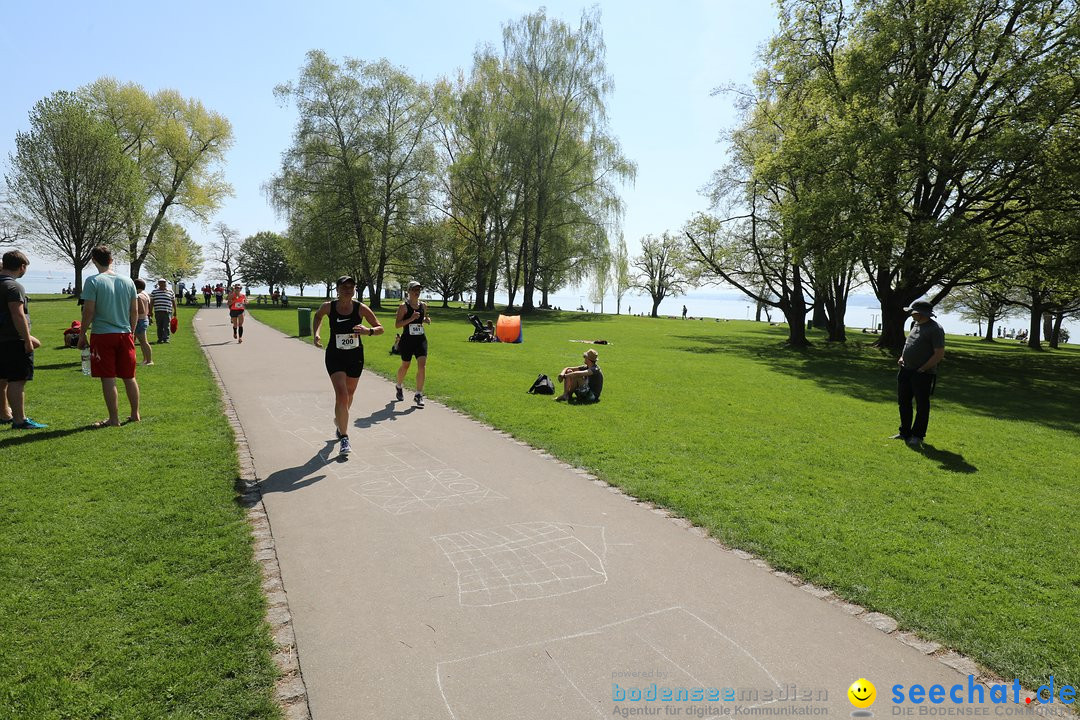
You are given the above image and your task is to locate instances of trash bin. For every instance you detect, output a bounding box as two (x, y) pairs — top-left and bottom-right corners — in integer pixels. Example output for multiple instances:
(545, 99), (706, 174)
(297, 307), (312, 337)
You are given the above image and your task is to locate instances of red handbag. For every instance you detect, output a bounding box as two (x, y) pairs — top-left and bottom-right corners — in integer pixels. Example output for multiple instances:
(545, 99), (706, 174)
(170, 316), (179, 334)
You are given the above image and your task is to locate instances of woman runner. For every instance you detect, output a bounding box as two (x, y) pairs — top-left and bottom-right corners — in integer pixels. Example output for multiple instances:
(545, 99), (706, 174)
(394, 280), (431, 407)
(227, 283), (246, 343)
(313, 276), (383, 455)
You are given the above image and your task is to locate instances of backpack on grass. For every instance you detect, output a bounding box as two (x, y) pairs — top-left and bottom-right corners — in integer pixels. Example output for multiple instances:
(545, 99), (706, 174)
(528, 373), (555, 395)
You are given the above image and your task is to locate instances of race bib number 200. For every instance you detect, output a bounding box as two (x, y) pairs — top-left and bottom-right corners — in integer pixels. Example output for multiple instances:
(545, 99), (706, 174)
(335, 333), (360, 350)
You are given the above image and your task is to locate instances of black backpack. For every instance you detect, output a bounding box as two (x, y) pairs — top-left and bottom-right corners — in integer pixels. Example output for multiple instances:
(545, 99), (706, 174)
(528, 373), (555, 395)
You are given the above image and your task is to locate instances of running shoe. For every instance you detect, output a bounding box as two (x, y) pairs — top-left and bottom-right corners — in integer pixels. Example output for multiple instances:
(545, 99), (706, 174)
(340, 436), (352, 455)
(414, 392), (424, 408)
(12, 418), (48, 430)
(395, 386), (404, 402)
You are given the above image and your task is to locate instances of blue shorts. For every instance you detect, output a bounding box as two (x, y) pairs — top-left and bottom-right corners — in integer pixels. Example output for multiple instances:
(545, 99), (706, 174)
(135, 318), (149, 335)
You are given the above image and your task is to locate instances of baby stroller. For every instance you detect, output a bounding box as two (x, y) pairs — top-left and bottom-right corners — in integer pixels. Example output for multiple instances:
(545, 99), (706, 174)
(467, 314), (495, 342)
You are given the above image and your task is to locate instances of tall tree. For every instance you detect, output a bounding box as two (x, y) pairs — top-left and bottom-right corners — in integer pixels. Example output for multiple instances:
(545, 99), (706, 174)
(85, 78), (233, 280)
(613, 235), (631, 315)
(588, 246), (612, 313)
(212, 222), (241, 288)
(237, 231), (294, 294)
(632, 232), (689, 318)
(407, 219), (473, 307)
(5, 91), (141, 295)
(143, 220), (203, 282)
(768, 0), (1080, 352)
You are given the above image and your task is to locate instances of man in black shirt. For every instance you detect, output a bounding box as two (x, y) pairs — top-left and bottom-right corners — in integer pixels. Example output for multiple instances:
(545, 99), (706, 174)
(893, 299), (945, 448)
(556, 348), (604, 403)
(0, 250), (46, 429)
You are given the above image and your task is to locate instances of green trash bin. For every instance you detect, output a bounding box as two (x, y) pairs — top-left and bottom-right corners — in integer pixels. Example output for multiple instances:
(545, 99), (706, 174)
(297, 307), (312, 337)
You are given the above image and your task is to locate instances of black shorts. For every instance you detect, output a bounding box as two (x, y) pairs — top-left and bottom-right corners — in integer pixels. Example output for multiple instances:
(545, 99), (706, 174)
(325, 347), (365, 379)
(0, 342), (34, 382)
(229, 309), (244, 318)
(400, 336), (428, 362)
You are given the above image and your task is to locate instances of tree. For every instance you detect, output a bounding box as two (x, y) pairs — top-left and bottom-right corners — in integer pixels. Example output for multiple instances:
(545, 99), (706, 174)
(237, 231), (293, 293)
(767, 0), (1080, 352)
(143, 220), (203, 282)
(85, 78), (233, 280)
(612, 236), (631, 315)
(632, 232), (689, 318)
(212, 222), (241, 288)
(938, 281), (1016, 342)
(588, 247), (612, 313)
(5, 91), (142, 296)
(407, 219), (473, 307)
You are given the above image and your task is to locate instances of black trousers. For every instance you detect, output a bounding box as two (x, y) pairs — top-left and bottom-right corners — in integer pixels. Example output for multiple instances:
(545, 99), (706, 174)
(897, 368), (935, 439)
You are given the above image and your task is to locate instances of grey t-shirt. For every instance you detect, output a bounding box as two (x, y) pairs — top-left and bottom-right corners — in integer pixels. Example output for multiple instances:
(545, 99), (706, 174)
(901, 319), (945, 373)
(0, 275), (28, 343)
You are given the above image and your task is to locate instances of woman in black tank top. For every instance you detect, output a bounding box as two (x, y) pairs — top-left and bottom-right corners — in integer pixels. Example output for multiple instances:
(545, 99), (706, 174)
(393, 281), (432, 407)
(312, 276), (384, 456)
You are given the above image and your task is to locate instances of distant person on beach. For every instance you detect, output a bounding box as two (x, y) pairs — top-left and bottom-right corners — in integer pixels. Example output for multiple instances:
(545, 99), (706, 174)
(555, 348), (604, 404)
(133, 279), (153, 366)
(0, 250), (46, 429)
(394, 281), (431, 407)
(313, 276), (383, 456)
(79, 246), (140, 427)
(892, 299), (945, 448)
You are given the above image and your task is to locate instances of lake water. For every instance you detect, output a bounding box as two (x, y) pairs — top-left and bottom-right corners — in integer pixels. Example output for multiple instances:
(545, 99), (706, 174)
(17, 268), (1071, 340)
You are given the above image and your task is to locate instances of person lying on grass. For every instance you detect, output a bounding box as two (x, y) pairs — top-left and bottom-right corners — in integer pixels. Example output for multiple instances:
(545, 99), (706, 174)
(555, 348), (604, 403)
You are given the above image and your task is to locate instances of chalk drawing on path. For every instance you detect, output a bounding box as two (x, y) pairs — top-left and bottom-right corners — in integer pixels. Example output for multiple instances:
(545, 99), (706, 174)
(436, 606), (783, 720)
(349, 469), (505, 515)
(433, 522), (607, 607)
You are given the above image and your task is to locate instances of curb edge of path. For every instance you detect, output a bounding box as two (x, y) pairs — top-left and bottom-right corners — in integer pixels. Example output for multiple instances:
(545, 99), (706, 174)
(434, 401), (1051, 704)
(197, 319), (313, 720)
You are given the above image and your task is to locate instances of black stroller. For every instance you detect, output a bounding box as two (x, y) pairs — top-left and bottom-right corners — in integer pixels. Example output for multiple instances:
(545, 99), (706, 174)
(467, 314), (495, 342)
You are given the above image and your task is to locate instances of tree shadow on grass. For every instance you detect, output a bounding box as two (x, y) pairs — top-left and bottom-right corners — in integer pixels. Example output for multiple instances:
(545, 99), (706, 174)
(676, 334), (1080, 437)
(260, 440), (337, 494)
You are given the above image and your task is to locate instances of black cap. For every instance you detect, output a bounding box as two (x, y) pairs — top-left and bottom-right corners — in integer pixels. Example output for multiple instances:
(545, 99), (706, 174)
(904, 300), (936, 317)
(336, 275), (356, 287)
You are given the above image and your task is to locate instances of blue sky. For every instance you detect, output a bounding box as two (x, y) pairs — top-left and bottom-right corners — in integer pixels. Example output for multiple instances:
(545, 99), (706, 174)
(0, 0), (780, 268)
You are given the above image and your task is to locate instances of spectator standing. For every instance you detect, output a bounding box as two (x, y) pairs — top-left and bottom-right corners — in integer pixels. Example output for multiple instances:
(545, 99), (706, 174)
(79, 246), (140, 427)
(150, 278), (176, 344)
(133, 279), (153, 365)
(0, 250), (46, 429)
(892, 299), (946, 448)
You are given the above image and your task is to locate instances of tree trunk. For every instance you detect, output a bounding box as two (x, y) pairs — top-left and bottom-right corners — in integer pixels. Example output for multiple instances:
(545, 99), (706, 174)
(650, 297), (661, 317)
(878, 302), (911, 355)
(1027, 304), (1043, 349)
(755, 302), (764, 322)
(812, 297), (827, 328)
(1049, 312), (1064, 349)
(1042, 312), (1054, 342)
(74, 263), (86, 300)
(984, 311), (997, 342)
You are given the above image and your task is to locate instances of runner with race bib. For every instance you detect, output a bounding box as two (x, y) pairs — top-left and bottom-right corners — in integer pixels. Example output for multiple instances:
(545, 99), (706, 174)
(313, 276), (383, 456)
(394, 280), (431, 407)
(227, 283), (247, 344)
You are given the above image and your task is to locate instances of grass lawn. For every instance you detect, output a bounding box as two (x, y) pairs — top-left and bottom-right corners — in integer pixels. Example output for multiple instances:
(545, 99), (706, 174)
(254, 298), (1079, 690)
(1, 296), (279, 719)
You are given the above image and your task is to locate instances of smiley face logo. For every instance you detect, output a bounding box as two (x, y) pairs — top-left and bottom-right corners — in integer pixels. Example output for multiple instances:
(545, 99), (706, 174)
(848, 678), (876, 708)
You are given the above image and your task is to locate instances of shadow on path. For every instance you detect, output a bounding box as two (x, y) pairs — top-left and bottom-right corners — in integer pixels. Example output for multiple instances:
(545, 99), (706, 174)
(354, 401), (417, 430)
(261, 440), (337, 494)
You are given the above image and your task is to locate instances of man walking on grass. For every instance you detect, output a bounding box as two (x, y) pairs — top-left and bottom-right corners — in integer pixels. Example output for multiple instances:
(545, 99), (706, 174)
(892, 299), (945, 448)
(79, 246), (140, 428)
(0, 250), (46, 430)
(150, 277), (176, 344)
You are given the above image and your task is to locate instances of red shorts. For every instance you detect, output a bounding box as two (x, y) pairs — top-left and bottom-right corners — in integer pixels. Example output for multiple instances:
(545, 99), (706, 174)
(91, 333), (137, 379)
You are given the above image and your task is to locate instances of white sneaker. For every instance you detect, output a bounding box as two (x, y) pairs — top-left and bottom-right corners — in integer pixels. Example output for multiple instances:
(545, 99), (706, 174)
(414, 393), (424, 408)
(340, 436), (352, 455)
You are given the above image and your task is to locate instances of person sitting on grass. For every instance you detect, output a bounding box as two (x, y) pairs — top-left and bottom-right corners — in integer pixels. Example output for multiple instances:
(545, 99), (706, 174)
(555, 348), (603, 403)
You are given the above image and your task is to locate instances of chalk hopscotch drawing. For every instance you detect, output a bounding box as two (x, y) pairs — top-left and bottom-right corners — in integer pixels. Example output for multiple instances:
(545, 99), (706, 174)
(433, 522), (607, 607)
(436, 606), (784, 720)
(259, 393), (505, 514)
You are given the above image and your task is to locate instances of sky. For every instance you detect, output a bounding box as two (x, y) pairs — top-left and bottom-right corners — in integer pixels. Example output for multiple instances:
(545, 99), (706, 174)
(0, 0), (781, 269)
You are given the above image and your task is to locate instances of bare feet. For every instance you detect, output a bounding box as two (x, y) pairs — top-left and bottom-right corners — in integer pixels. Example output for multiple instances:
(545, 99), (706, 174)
(127, 415), (141, 423)
(91, 419), (121, 428)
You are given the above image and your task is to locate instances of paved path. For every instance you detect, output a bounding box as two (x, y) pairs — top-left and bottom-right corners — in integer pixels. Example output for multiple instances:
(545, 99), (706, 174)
(197, 310), (976, 720)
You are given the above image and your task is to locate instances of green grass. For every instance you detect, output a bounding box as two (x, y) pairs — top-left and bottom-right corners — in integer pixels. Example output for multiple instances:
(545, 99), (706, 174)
(1, 296), (279, 720)
(255, 300), (1080, 689)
